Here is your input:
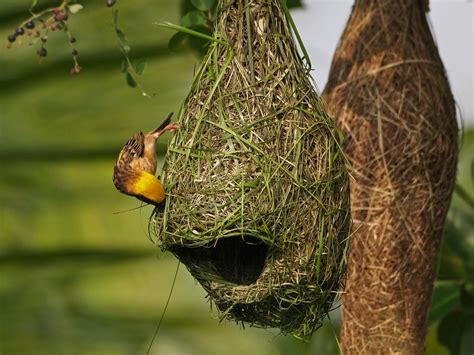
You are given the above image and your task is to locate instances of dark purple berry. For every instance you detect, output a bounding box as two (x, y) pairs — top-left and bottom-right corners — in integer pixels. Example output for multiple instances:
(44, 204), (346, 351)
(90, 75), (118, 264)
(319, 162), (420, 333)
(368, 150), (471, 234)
(70, 37), (76, 43)
(41, 37), (48, 43)
(7, 34), (16, 43)
(25, 21), (35, 29)
(72, 48), (78, 56)
(37, 47), (47, 57)
(106, 0), (117, 7)
(15, 27), (25, 36)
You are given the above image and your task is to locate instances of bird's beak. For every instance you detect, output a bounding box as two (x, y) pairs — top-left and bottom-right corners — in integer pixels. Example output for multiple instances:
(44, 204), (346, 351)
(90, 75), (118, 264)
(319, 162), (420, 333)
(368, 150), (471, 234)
(151, 112), (174, 134)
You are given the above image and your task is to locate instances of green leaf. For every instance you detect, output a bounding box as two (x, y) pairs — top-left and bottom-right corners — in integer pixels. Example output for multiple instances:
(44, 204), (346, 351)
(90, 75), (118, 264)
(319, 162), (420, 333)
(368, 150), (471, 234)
(455, 183), (474, 209)
(125, 72), (137, 88)
(181, 11), (208, 28)
(116, 29), (130, 54)
(286, 0), (303, 9)
(461, 317), (474, 355)
(135, 60), (147, 75)
(428, 282), (461, 325)
(437, 311), (466, 355)
(112, 10), (130, 54)
(68, 4), (83, 14)
(438, 220), (474, 279)
(461, 281), (474, 308)
(190, 0), (215, 11)
(168, 32), (188, 52)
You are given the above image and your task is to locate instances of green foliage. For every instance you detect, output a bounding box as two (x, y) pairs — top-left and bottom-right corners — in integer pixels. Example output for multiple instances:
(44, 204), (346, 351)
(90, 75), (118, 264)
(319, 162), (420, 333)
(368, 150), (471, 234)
(181, 10), (208, 27)
(191, 0), (215, 12)
(165, 0), (217, 55)
(429, 281), (462, 324)
(428, 130), (474, 354)
(135, 59), (147, 75)
(111, 9), (149, 95)
(286, 0), (303, 7)
(171, 0), (304, 55)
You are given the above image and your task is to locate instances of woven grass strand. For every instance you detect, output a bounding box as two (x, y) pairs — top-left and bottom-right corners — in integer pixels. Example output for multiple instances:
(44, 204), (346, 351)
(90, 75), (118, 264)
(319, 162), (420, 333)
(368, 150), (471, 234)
(324, 0), (458, 352)
(152, 0), (350, 337)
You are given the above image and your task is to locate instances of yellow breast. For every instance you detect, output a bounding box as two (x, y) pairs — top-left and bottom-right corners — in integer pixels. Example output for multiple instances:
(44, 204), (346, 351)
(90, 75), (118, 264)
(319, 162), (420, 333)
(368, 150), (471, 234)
(131, 171), (166, 205)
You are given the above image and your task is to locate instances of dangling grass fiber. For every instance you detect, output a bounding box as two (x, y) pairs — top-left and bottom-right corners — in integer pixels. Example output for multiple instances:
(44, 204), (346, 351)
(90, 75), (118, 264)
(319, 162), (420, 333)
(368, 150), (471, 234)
(152, 0), (350, 337)
(324, 0), (458, 352)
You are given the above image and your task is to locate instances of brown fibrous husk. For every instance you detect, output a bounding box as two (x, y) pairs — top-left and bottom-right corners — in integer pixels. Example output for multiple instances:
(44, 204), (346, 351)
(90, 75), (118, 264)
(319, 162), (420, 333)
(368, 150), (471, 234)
(152, 0), (351, 337)
(323, 0), (458, 353)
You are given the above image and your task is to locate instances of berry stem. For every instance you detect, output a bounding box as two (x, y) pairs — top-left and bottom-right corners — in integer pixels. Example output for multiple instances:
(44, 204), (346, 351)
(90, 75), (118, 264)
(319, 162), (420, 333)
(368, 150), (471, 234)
(21, 0), (69, 29)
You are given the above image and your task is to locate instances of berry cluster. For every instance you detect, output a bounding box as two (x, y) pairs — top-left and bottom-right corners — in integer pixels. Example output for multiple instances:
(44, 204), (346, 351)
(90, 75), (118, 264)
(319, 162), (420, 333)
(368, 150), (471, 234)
(6, 3), (82, 75)
(7, 21), (37, 45)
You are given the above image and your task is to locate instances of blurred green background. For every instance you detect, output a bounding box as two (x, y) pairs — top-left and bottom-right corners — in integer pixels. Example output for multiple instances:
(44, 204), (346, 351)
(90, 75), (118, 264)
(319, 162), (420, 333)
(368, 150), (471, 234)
(1, 1), (473, 354)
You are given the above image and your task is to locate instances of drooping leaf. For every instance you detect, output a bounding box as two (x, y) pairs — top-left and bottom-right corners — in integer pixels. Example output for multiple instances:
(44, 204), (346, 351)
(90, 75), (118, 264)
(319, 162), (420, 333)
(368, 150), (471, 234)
(181, 11), (208, 28)
(125, 72), (137, 88)
(190, 0), (216, 12)
(428, 282), (461, 325)
(135, 60), (147, 75)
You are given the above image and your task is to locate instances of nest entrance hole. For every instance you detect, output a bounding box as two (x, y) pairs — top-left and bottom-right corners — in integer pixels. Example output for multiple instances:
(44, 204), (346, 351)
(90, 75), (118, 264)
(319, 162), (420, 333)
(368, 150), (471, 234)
(174, 236), (269, 285)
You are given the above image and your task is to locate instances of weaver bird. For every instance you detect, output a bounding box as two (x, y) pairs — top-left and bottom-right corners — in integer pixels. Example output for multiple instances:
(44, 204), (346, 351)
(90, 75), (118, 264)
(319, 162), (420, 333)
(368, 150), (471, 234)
(113, 113), (178, 206)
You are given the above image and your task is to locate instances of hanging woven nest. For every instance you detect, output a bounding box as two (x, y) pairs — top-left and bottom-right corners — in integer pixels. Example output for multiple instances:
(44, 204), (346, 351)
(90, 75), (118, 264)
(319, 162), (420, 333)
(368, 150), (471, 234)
(152, 0), (350, 337)
(323, 0), (458, 352)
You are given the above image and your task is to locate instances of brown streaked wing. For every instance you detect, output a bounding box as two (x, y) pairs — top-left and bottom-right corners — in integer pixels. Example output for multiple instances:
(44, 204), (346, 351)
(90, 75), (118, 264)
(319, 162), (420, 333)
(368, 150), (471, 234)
(113, 165), (139, 195)
(117, 132), (145, 167)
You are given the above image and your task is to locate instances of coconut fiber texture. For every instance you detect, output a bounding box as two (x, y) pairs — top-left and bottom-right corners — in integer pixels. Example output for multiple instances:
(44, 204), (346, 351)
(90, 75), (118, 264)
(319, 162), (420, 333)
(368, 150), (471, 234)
(152, 0), (350, 337)
(324, 0), (458, 353)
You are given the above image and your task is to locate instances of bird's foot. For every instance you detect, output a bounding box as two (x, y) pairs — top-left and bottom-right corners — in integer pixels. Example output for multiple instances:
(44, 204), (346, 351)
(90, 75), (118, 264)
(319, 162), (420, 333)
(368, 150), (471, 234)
(163, 122), (179, 133)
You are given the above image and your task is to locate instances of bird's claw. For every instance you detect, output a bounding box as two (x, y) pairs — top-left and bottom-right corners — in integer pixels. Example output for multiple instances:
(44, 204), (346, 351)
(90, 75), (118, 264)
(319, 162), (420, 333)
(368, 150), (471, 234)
(164, 122), (180, 132)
